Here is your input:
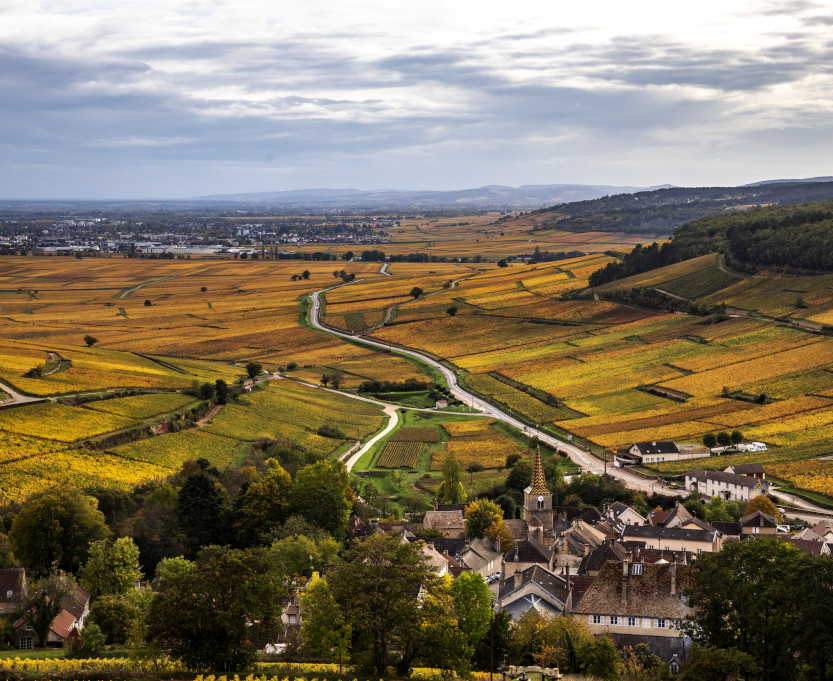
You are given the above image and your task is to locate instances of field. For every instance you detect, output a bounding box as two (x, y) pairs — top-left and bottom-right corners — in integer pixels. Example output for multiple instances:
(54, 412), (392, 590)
(377, 441), (422, 468)
(5, 230), (833, 500)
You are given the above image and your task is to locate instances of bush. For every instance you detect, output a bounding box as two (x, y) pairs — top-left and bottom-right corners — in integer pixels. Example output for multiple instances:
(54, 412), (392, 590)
(317, 424), (345, 439)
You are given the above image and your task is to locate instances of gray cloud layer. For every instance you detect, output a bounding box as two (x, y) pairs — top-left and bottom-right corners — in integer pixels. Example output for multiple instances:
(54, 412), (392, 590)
(1, 1), (832, 197)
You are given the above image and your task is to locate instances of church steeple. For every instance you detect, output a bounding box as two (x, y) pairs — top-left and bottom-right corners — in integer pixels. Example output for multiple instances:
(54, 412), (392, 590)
(529, 445), (549, 495)
(523, 445), (554, 530)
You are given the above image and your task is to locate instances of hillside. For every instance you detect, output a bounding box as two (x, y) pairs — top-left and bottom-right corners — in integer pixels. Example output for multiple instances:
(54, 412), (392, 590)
(521, 181), (833, 236)
(589, 200), (833, 287)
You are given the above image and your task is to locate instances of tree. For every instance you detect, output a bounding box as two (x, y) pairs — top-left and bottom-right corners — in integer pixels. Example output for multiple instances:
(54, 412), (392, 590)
(678, 645), (757, 681)
(716, 431), (732, 447)
(83, 334), (98, 347)
(320, 373), (330, 387)
(235, 465), (292, 545)
(494, 494), (517, 520)
(497, 259), (508, 267)
(300, 576), (352, 669)
(144, 299), (152, 306)
(446, 305), (458, 316)
(22, 573), (72, 648)
(79, 537), (142, 598)
(731, 429), (744, 445)
(686, 537), (803, 681)
(449, 571), (492, 646)
(703, 432), (717, 448)
(199, 381), (215, 401)
(200, 286), (207, 292)
(132, 484), (186, 578)
(269, 533), (341, 577)
(214, 379), (229, 404)
(302, 270), (311, 280)
(289, 461), (352, 538)
(176, 472), (229, 554)
(506, 458), (532, 491)
(327, 534), (447, 675)
(743, 496), (782, 523)
(704, 496), (732, 523)
(245, 362), (263, 379)
(437, 451), (467, 504)
(466, 461), (484, 482)
(145, 546), (287, 671)
(88, 592), (144, 645)
(10, 488), (110, 575)
(409, 286), (424, 298)
(465, 498), (503, 538)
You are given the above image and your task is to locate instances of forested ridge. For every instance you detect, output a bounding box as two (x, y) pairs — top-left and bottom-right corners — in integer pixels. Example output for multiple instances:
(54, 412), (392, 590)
(589, 200), (833, 287)
(533, 181), (833, 235)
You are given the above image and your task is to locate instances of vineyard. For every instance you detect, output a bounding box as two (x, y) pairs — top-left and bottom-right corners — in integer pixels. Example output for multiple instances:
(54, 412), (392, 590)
(377, 441), (422, 468)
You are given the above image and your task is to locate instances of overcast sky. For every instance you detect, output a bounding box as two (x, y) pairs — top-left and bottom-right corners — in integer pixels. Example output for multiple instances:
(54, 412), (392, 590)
(2, 0), (832, 198)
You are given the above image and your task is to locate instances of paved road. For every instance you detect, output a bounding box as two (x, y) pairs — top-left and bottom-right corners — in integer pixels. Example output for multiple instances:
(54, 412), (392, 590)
(309, 284), (684, 496)
(0, 378), (46, 408)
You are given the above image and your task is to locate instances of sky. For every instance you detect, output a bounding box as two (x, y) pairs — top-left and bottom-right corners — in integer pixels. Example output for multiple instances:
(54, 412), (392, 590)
(1, 0), (832, 199)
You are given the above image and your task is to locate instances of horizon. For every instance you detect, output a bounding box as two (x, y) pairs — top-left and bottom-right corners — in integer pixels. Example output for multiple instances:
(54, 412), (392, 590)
(3, 1), (833, 199)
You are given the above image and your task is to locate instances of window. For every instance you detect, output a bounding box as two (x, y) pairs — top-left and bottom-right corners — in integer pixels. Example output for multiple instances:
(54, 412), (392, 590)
(631, 563), (643, 576)
(609, 616), (619, 625)
(591, 615), (602, 624)
(657, 619), (667, 628)
(627, 617), (638, 627)
(5, 590), (12, 597)
(19, 638), (33, 651)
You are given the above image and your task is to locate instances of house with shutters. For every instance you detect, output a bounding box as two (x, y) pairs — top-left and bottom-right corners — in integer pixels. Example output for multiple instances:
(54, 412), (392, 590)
(573, 560), (693, 662)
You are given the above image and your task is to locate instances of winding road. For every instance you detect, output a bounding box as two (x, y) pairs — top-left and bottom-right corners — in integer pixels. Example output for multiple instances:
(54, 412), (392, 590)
(309, 282), (684, 496)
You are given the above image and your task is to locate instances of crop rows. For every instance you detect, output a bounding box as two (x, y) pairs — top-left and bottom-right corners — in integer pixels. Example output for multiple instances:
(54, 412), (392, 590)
(377, 440), (422, 468)
(766, 459), (833, 497)
(390, 426), (442, 442)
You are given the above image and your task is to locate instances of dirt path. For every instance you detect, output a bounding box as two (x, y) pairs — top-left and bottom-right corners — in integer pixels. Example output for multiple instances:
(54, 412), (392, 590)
(196, 404), (224, 427)
(41, 352), (64, 376)
(115, 275), (178, 299)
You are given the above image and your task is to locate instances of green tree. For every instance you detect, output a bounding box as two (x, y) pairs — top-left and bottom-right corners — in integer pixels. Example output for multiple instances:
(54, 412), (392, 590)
(289, 460), (352, 538)
(717, 431), (732, 447)
(446, 305), (458, 316)
(176, 472), (229, 554)
(83, 334), (98, 347)
(464, 498), (503, 538)
(793, 554), (833, 681)
(10, 488), (110, 575)
(506, 458), (532, 491)
(214, 379), (229, 404)
(437, 451), (467, 504)
(466, 462), (484, 483)
(145, 546), (287, 671)
(704, 496), (733, 523)
(132, 484), (186, 578)
(584, 635), (621, 681)
(678, 645), (757, 681)
(245, 362), (263, 379)
(300, 576), (352, 670)
(79, 537), (142, 598)
(410, 286), (424, 298)
(88, 593), (143, 644)
(22, 573), (74, 646)
(731, 430), (744, 445)
(269, 533), (341, 577)
(199, 381), (215, 401)
(327, 534), (440, 675)
(449, 571), (493, 646)
(683, 497), (707, 520)
(235, 465), (292, 545)
(0, 533), (19, 568)
(703, 432), (717, 448)
(494, 494), (517, 520)
(686, 537), (803, 681)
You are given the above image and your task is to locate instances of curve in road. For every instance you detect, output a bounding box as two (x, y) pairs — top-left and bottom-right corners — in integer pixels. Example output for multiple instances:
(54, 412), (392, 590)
(309, 284), (684, 497)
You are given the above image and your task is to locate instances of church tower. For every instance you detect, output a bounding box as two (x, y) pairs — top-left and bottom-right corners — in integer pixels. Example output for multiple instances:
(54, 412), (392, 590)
(524, 446), (553, 529)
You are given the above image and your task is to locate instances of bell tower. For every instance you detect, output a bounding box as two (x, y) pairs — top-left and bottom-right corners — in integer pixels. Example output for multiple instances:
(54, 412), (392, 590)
(524, 446), (553, 530)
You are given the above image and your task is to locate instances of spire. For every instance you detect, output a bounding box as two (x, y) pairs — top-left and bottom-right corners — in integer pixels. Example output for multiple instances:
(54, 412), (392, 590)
(529, 444), (550, 495)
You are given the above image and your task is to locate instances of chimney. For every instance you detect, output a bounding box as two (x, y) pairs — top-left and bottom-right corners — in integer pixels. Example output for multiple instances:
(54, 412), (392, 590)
(433, 497), (438, 511)
(514, 569), (523, 589)
(622, 559), (629, 605)
(566, 564), (571, 590)
(583, 542), (590, 557)
(670, 563), (677, 596)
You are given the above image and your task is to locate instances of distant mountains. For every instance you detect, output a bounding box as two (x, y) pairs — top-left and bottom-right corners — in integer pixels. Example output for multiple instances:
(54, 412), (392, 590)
(192, 184), (672, 210)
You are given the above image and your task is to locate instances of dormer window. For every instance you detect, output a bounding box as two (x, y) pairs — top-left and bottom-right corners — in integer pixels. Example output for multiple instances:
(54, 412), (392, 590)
(5, 590), (12, 597)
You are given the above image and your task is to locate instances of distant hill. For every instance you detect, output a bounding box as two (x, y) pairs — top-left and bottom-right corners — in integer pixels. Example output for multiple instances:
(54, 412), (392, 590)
(588, 199), (833, 287)
(527, 181), (833, 236)
(191, 184), (669, 210)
